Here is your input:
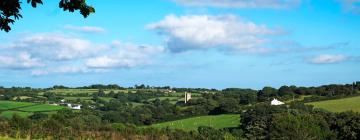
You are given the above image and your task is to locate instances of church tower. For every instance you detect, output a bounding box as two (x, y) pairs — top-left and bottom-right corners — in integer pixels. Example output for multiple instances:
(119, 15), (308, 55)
(184, 92), (192, 103)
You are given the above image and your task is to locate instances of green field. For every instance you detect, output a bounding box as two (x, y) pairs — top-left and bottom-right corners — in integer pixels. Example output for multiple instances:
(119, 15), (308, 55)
(147, 96), (201, 104)
(47, 89), (129, 95)
(0, 111), (33, 119)
(0, 101), (67, 118)
(99, 97), (115, 102)
(166, 92), (202, 97)
(17, 104), (66, 112)
(0, 101), (35, 110)
(147, 97), (181, 104)
(146, 114), (240, 131)
(307, 96), (360, 112)
(47, 89), (98, 95)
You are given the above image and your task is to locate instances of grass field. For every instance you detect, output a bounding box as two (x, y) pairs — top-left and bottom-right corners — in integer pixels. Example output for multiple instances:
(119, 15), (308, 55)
(47, 89), (98, 95)
(47, 89), (129, 95)
(0, 111), (33, 119)
(17, 104), (66, 112)
(0, 101), (67, 118)
(307, 96), (360, 112)
(147, 96), (201, 104)
(146, 114), (240, 131)
(99, 97), (115, 102)
(0, 101), (35, 110)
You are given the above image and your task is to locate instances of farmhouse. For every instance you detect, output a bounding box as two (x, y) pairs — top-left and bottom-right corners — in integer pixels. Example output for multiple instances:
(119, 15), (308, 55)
(160, 89), (176, 93)
(70, 104), (82, 110)
(271, 98), (284, 106)
(58, 103), (82, 110)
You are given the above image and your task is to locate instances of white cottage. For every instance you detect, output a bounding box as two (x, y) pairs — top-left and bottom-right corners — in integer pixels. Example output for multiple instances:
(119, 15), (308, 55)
(271, 98), (284, 106)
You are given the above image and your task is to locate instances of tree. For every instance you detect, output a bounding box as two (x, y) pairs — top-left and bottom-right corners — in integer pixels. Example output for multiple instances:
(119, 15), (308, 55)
(278, 86), (294, 97)
(257, 87), (278, 102)
(0, 0), (95, 32)
(270, 113), (334, 140)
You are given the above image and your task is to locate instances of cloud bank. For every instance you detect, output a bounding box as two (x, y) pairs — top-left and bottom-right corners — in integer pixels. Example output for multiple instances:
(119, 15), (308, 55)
(147, 14), (282, 53)
(308, 54), (347, 64)
(0, 33), (165, 76)
(86, 42), (165, 69)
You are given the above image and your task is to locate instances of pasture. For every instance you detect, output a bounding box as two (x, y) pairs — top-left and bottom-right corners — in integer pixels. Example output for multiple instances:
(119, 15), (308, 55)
(146, 114), (240, 131)
(307, 96), (360, 112)
(17, 104), (66, 112)
(0, 101), (67, 118)
(46, 89), (98, 95)
(0, 101), (35, 110)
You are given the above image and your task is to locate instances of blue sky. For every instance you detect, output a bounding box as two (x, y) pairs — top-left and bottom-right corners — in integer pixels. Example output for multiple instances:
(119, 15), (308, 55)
(0, 0), (359, 89)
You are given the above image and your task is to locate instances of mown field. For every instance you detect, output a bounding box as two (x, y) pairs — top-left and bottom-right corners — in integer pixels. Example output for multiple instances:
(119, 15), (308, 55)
(0, 101), (35, 110)
(307, 96), (360, 112)
(45, 89), (135, 95)
(146, 114), (240, 131)
(0, 101), (66, 119)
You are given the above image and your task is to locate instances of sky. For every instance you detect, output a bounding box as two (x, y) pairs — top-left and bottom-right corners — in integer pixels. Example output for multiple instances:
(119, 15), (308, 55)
(0, 0), (359, 89)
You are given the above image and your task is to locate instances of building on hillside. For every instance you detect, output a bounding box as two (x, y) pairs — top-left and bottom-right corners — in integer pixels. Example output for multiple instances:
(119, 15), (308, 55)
(58, 103), (82, 110)
(71, 104), (82, 110)
(271, 98), (285, 106)
(184, 92), (192, 104)
(160, 89), (176, 93)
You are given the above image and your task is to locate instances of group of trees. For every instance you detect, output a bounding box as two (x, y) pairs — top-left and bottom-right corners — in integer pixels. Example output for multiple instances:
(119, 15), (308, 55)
(1, 0), (94, 32)
(1, 82), (360, 139)
(2, 100), (360, 139)
(240, 102), (360, 140)
(0, 108), (244, 140)
(256, 82), (360, 102)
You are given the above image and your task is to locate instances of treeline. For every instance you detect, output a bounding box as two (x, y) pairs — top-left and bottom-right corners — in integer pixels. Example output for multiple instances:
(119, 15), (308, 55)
(254, 82), (360, 102)
(0, 109), (243, 140)
(52, 84), (126, 90)
(239, 102), (360, 140)
(2, 102), (360, 139)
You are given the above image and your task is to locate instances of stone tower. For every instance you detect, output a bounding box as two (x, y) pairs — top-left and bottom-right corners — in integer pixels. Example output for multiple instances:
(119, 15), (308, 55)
(184, 92), (192, 103)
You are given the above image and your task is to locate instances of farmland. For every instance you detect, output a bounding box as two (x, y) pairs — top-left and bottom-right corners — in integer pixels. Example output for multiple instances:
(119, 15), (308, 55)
(0, 101), (35, 110)
(307, 96), (360, 112)
(146, 114), (240, 131)
(0, 101), (66, 118)
(17, 104), (65, 112)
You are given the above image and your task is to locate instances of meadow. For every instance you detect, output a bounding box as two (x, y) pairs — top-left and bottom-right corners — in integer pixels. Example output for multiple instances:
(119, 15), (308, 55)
(0, 101), (66, 118)
(0, 101), (35, 110)
(45, 89), (98, 95)
(17, 104), (66, 112)
(146, 114), (240, 131)
(307, 96), (360, 112)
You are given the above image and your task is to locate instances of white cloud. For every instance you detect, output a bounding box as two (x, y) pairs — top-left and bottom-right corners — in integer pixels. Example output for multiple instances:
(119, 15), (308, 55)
(0, 52), (44, 69)
(308, 54), (347, 64)
(1, 32), (165, 76)
(64, 25), (106, 33)
(172, 0), (301, 9)
(86, 42), (165, 69)
(31, 66), (90, 76)
(147, 14), (281, 53)
(11, 33), (101, 61)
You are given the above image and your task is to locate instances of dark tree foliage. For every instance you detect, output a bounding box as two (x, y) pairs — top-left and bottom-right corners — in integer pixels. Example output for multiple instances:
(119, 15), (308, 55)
(0, 0), (94, 32)
(328, 112), (360, 140)
(270, 113), (334, 140)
